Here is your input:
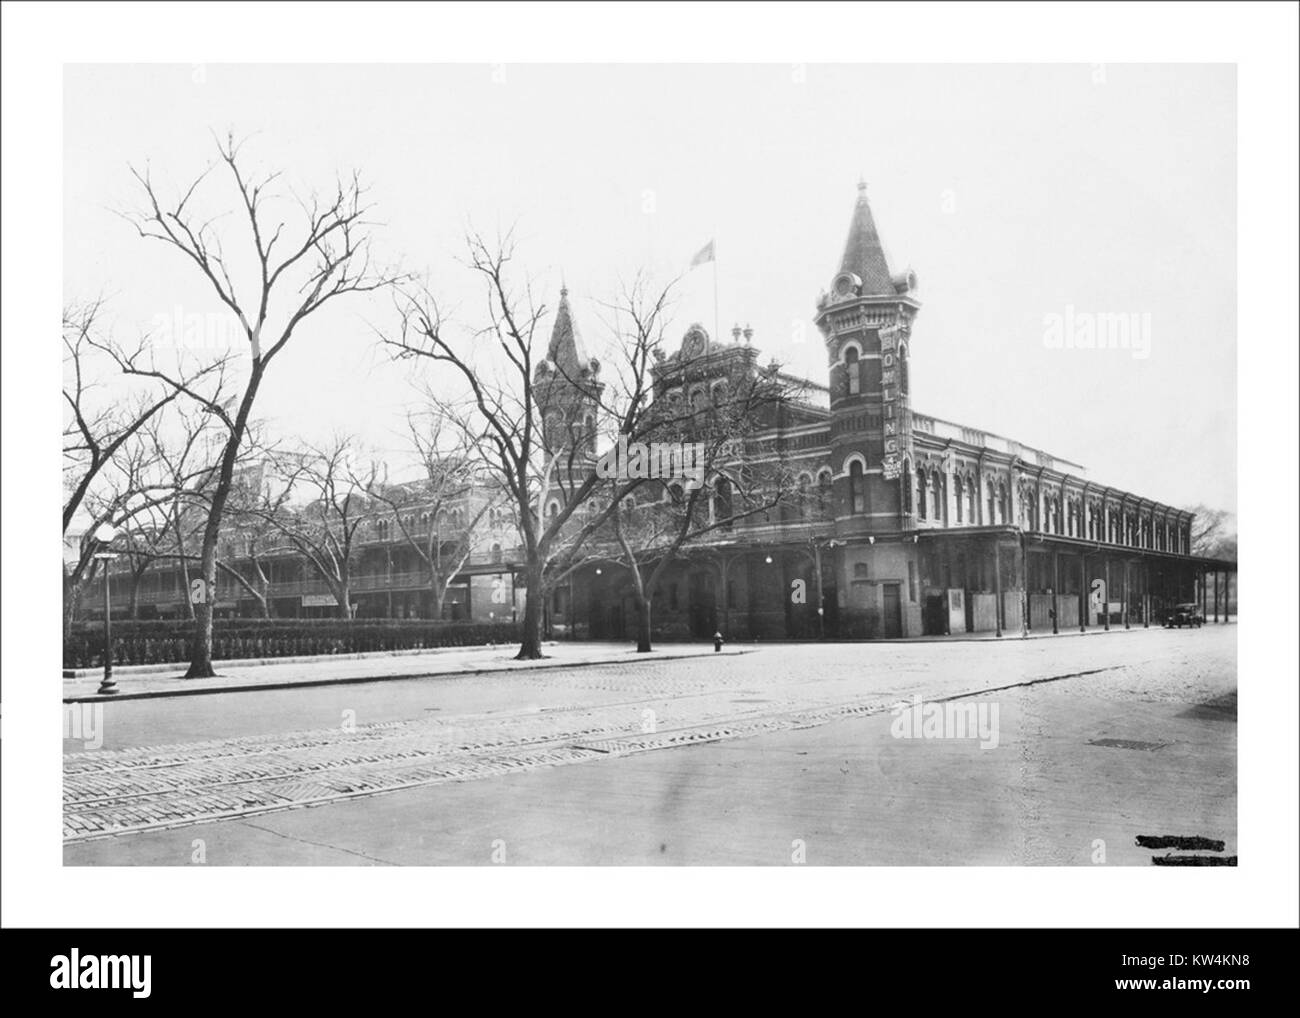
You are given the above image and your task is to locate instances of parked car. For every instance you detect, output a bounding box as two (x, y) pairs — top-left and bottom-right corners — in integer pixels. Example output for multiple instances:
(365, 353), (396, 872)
(1165, 603), (1204, 628)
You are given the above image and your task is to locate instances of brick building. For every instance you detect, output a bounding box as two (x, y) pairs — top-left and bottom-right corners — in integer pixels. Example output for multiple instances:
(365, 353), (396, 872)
(99, 184), (1235, 638)
(555, 182), (1235, 640)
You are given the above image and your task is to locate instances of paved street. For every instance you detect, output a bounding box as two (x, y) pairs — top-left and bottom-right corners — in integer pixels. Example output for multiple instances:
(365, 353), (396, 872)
(63, 626), (1236, 865)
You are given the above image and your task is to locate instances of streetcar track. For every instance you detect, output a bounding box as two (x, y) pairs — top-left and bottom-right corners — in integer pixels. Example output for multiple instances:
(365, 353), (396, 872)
(64, 664), (1125, 843)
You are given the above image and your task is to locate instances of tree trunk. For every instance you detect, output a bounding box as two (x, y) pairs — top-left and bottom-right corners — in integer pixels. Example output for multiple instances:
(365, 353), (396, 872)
(185, 551), (217, 678)
(515, 564), (545, 660)
(635, 595), (653, 653)
(129, 562), (149, 620)
(63, 571), (83, 642)
(186, 363), (264, 678)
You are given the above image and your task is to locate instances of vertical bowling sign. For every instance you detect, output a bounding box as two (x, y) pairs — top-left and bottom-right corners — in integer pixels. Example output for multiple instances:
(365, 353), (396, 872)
(879, 325), (907, 481)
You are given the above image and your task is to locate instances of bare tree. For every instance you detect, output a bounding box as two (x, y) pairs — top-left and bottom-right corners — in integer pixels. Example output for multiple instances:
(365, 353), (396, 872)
(63, 297), (188, 534)
(1187, 504), (1237, 559)
(388, 240), (795, 657)
(386, 239), (692, 659)
(601, 365), (799, 652)
(368, 412), (502, 620)
(215, 493), (280, 619)
(106, 133), (403, 676)
(136, 408), (261, 621)
(143, 411), (287, 620)
(61, 411), (197, 635)
(243, 436), (379, 618)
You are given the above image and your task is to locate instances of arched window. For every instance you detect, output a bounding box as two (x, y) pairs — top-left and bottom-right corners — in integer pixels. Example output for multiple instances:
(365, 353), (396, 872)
(954, 476), (965, 523)
(967, 476), (978, 524)
(987, 479), (997, 525)
(490, 542), (502, 564)
(901, 459), (913, 514)
(930, 470), (943, 521)
(817, 470), (833, 518)
(546, 500), (560, 524)
(916, 468), (928, 520)
(849, 460), (866, 514)
(845, 346), (860, 396)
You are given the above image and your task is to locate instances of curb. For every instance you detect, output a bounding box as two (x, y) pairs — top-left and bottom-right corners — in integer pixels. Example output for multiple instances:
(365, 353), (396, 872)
(61, 648), (750, 704)
(62, 642), (537, 680)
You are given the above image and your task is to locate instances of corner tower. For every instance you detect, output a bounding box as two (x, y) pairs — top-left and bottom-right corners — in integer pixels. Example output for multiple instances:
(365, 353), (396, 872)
(535, 286), (603, 458)
(814, 181), (920, 536)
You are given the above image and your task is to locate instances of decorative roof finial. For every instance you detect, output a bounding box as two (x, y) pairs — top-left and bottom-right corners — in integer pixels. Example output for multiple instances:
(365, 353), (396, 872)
(857, 175), (868, 194)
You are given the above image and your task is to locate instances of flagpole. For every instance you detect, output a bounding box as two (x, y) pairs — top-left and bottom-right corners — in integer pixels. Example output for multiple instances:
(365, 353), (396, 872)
(712, 242), (719, 344)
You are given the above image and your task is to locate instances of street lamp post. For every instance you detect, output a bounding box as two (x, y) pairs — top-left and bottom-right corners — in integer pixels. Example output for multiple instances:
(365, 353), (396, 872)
(92, 523), (119, 695)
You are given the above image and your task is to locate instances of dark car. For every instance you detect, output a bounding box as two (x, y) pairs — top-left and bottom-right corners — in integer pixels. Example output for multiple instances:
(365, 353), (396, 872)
(1165, 602), (1204, 628)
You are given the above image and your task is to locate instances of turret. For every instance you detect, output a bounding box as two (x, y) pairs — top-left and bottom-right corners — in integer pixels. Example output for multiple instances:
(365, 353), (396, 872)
(534, 285), (603, 456)
(814, 182), (921, 533)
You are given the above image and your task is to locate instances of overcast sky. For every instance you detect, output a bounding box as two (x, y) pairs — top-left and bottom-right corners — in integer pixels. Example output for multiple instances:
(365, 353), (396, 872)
(64, 63), (1235, 512)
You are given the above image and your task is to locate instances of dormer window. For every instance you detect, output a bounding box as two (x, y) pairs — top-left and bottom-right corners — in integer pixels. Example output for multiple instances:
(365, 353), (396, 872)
(831, 272), (861, 300)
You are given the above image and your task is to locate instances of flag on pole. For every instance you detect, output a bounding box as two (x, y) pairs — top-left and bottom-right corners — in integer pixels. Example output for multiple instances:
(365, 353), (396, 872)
(689, 239), (715, 268)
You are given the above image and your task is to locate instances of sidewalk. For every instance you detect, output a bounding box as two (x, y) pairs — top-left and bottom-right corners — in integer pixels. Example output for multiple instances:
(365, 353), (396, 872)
(62, 641), (746, 703)
(63, 622), (1234, 704)
(883, 619), (1235, 643)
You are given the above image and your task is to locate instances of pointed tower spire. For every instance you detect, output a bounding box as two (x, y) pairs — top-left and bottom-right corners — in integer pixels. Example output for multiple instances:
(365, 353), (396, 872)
(838, 180), (894, 295)
(546, 285), (593, 379)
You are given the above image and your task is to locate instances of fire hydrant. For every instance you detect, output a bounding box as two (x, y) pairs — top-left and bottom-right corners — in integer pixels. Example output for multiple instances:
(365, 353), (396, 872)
(713, 631), (724, 653)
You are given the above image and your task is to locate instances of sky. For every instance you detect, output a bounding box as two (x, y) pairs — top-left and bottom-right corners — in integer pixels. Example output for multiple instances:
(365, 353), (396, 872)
(64, 63), (1236, 512)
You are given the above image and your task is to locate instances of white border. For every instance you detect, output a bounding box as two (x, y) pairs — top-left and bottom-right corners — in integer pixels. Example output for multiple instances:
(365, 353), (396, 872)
(3, 1), (1296, 928)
